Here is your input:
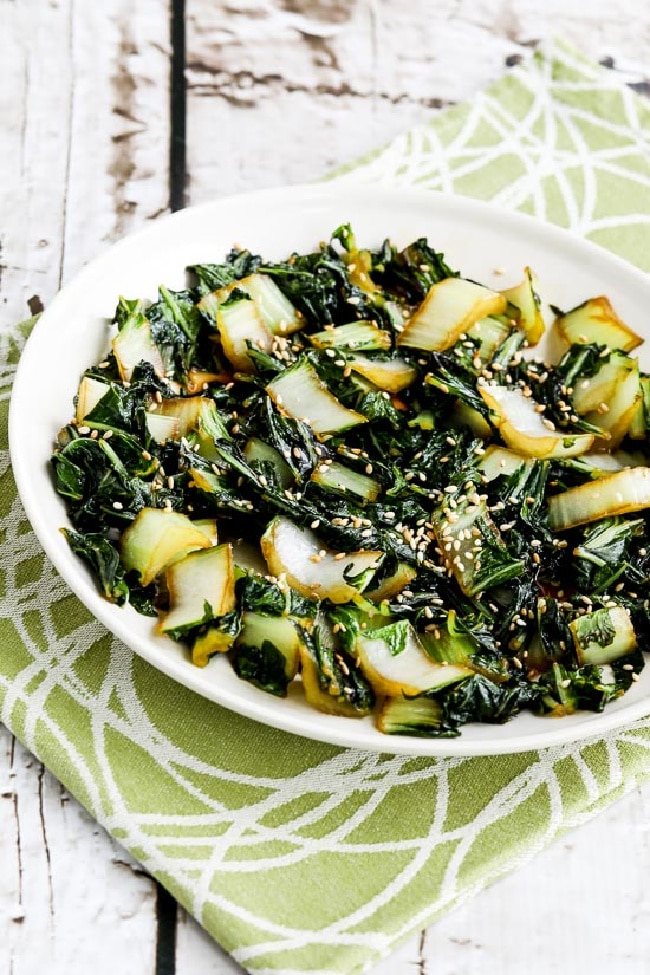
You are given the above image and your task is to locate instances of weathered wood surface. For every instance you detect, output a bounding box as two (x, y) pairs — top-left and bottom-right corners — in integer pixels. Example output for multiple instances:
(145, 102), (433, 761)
(0, 0), (170, 330)
(3, 1), (650, 974)
(185, 0), (650, 204)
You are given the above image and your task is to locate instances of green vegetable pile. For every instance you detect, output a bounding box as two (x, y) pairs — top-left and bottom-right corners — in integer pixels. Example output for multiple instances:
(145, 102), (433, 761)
(52, 224), (650, 737)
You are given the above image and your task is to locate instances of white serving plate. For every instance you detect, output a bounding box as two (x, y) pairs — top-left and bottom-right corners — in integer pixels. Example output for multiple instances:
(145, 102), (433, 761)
(10, 183), (650, 756)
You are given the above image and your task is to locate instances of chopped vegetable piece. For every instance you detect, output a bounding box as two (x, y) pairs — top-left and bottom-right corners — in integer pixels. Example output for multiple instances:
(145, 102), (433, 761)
(236, 273), (304, 334)
(146, 412), (181, 445)
(555, 296), (642, 352)
(155, 396), (215, 439)
(244, 438), (294, 491)
(308, 321), (392, 351)
(548, 468), (650, 530)
(299, 617), (374, 717)
(260, 515), (382, 603)
(233, 612), (303, 694)
(266, 359), (367, 437)
(192, 626), (238, 667)
(216, 296), (274, 372)
(478, 445), (528, 481)
(478, 382), (594, 458)
(397, 278), (507, 351)
(310, 460), (381, 502)
(365, 562), (417, 603)
(569, 606), (637, 667)
(356, 621), (470, 696)
(76, 377), (111, 425)
(121, 508), (212, 586)
(466, 317), (511, 360)
(160, 543), (235, 635)
(112, 299), (165, 382)
(584, 356), (640, 448)
(502, 267), (545, 345)
(571, 351), (628, 415)
(347, 355), (417, 393)
(430, 496), (524, 596)
(377, 696), (449, 736)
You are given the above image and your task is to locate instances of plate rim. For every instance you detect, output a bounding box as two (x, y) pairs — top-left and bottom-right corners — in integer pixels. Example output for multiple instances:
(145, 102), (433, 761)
(10, 181), (650, 757)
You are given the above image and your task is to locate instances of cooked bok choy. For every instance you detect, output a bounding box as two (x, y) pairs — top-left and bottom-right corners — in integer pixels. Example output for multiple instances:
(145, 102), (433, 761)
(53, 224), (650, 739)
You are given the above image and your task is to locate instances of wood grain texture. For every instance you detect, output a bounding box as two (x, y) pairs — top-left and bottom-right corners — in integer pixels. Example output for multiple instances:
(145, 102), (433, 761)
(0, 730), (157, 975)
(0, 0), (170, 329)
(3, 0), (650, 973)
(1, 1), (171, 971)
(185, 0), (650, 204)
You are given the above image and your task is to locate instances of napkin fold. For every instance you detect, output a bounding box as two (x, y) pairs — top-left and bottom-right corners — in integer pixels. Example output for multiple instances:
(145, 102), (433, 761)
(3, 39), (650, 975)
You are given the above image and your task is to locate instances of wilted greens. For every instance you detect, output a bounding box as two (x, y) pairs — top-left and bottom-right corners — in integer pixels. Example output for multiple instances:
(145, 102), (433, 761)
(53, 226), (650, 738)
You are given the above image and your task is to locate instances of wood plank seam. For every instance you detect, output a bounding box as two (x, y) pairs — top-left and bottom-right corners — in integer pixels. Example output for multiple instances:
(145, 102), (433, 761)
(170, 0), (187, 212)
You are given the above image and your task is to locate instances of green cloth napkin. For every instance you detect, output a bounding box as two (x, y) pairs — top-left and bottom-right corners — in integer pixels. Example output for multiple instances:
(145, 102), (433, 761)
(3, 39), (650, 975)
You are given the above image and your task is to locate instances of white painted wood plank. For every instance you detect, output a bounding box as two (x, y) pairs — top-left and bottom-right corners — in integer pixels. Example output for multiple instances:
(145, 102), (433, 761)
(0, 0), (75, 327)
(1, 1), (171, 973)
(0, 726), (158, 975)
(185, 0), (650, 204)
(0, 0), (170, 329)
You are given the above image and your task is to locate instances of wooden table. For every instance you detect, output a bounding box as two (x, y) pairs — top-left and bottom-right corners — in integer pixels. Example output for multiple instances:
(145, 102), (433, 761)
(3, 3), (650, 973)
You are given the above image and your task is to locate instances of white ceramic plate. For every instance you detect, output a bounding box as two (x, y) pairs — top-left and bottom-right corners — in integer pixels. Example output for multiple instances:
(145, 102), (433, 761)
(10, 183), (650, 756)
